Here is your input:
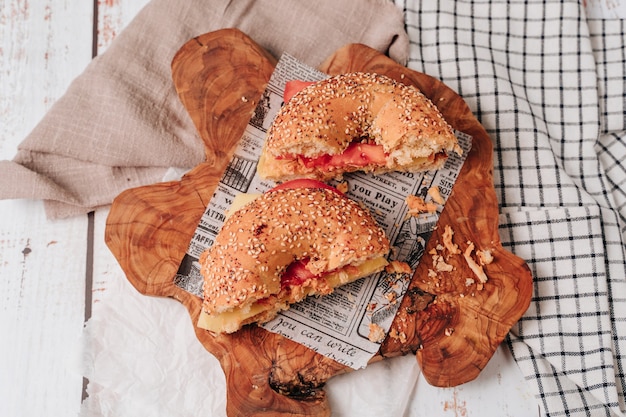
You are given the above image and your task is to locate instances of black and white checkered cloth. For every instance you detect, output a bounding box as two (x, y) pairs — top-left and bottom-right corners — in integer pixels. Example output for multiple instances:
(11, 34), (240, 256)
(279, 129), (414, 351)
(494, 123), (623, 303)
(396, 1), (626, 415)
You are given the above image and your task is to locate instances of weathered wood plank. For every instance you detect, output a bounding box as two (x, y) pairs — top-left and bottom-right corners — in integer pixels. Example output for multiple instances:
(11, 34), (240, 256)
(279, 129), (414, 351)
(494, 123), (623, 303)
(0, 1), (93, 159)
(95, 0), (150, 54)
(0, 200), (89, 417)
(0, 1), (93, 416)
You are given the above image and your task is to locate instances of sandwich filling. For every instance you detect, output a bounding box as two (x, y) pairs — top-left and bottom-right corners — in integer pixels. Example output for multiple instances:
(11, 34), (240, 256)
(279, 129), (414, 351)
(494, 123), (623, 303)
(198, 254), (387, 334)
(276, 141), (449, 175)
(257, 73), (461, 181)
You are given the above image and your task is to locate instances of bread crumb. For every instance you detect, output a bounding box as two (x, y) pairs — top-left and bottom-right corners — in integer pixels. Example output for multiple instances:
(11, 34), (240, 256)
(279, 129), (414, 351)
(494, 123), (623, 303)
(385, 291), (398, 304)
(442, 225), (461, 255)
(368, 323), (386, 343)
(432, 254), (454, 272)
(463, 241), (489, 287)
(241, 96), (248, 102)
(427, 186), (445, 205)
(444, 327), (454, 336)
(477, 249), (494, 265)
(405, 195), (438, 216)
(336, 181), (349, 194)
(389, 328), (408, 343)
(385, 260), (412, 274)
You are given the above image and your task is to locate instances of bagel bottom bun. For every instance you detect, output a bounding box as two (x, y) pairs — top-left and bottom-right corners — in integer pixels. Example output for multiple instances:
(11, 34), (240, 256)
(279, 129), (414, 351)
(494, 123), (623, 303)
(197, 180), (390, 334)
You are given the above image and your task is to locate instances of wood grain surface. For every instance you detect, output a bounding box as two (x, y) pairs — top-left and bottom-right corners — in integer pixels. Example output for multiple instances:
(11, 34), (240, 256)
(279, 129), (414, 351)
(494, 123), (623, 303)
(319, 44), (533, 386)
(105, 28), (533, 416)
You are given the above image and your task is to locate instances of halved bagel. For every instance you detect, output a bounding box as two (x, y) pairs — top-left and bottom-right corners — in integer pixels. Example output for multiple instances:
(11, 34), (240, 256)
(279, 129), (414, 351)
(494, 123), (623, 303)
(257, 72), (462, 181)
(197, 180), (390, 334)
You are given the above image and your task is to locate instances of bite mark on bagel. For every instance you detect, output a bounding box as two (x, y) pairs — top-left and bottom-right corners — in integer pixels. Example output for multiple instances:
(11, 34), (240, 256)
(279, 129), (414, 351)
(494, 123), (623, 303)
(257, 72), (461, 181)
(197, 184), (390, 334)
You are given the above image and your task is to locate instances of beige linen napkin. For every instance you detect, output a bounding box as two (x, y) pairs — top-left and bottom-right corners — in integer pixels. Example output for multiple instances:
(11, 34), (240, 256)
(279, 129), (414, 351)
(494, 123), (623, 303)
(0, 0), (408, 219)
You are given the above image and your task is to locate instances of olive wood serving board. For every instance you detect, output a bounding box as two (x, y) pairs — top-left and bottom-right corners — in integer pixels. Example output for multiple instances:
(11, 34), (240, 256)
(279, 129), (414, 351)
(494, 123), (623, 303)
(105, 28), (533, 416)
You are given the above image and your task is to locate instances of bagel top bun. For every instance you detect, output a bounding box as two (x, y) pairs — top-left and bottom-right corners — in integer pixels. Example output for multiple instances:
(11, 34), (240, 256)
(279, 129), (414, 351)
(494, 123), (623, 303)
(197, 180), (390, 334)
(257, 72), (461, 181)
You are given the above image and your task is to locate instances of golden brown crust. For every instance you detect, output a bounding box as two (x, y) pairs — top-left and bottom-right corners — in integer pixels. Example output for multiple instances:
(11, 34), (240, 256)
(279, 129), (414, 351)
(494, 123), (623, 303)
(199, 187), (390, 317)
(258, 72), (461, 181)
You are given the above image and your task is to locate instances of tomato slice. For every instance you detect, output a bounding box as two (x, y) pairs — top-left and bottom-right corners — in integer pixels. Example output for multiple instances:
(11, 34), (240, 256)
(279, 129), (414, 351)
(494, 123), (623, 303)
(300, 143), (387, 171)
(281, 258), (318, 289)
(283, 80), (316, 103)
(268, 178), (342, 195)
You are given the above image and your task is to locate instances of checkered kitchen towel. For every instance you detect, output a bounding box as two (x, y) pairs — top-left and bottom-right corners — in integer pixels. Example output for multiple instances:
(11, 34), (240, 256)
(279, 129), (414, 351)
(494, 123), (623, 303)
(395, 0), (626, 415)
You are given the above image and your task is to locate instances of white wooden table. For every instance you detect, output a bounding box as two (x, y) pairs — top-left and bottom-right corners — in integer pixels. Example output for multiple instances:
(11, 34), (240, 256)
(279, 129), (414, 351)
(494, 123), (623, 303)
(0, 1), (575, 416)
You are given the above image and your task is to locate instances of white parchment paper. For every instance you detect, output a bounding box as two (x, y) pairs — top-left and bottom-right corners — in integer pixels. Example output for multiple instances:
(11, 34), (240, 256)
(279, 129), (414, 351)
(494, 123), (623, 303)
(78, 262), (422, 417)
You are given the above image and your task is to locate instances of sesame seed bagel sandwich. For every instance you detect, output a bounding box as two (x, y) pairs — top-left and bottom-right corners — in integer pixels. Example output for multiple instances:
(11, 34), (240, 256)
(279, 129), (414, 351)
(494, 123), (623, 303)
(197, 179), (390, 334)
(257, 72), (462, 181)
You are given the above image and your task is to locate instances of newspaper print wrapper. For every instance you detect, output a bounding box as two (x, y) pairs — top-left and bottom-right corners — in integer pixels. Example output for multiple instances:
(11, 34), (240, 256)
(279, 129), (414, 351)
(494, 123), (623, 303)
(174, 54), (472, 369)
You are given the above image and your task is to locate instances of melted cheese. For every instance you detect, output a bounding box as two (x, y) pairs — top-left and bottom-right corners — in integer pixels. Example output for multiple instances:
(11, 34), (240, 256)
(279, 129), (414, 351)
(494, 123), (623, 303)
(197, 255), (388, 334)
(225, 192), (262, 219)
